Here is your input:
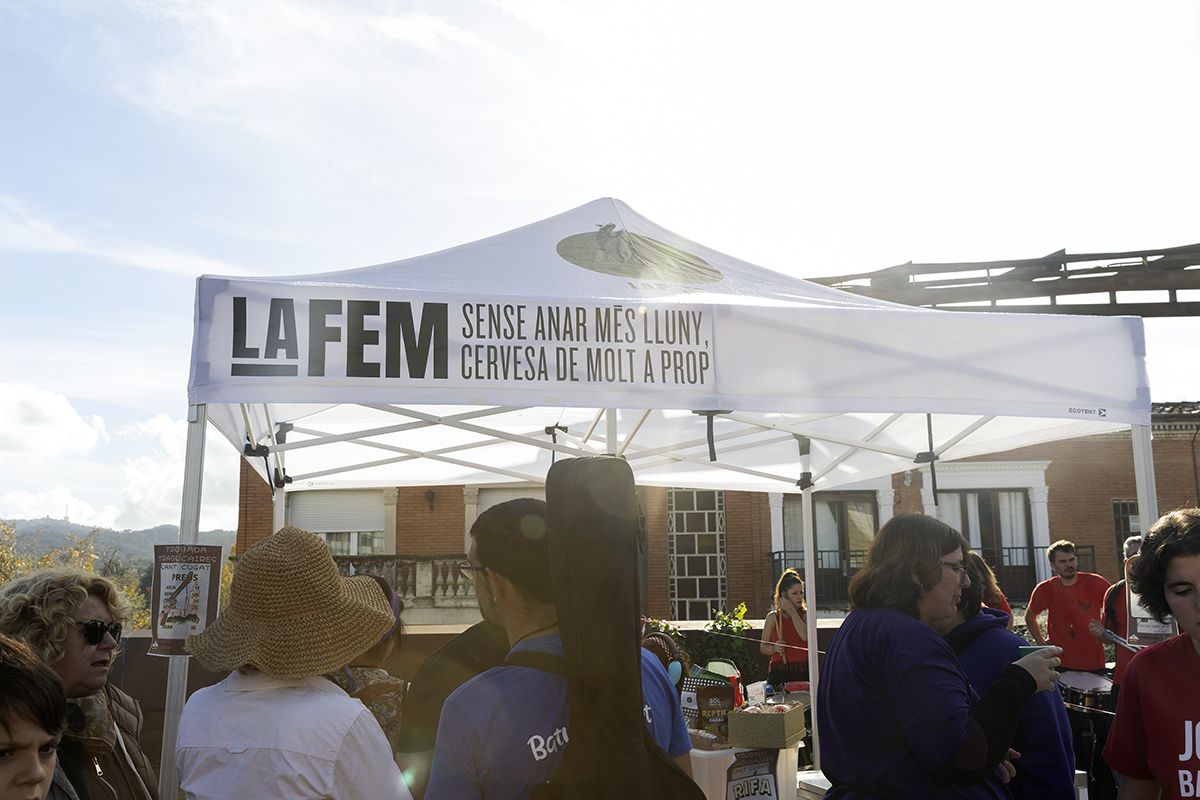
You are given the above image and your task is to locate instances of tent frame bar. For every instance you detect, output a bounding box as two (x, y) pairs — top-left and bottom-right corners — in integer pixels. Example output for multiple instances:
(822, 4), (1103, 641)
(160, 403), (207, 799)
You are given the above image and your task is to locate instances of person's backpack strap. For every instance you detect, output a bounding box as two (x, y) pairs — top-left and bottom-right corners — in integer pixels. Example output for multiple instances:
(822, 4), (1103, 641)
(505, 650), (568, 675)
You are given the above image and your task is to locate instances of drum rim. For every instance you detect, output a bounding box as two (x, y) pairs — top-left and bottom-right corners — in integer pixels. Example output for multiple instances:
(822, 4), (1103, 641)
(1057, 670), (1114, 693)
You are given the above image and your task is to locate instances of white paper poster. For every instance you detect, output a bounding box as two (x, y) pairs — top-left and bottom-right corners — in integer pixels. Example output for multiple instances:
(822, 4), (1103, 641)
(148, 544), (224, 657)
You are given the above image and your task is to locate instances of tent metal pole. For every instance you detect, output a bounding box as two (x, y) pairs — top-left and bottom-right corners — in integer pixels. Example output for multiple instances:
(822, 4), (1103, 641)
(606, 408), (617, 455)
(800, 457), (821, 767)
(159, 403), (207, 799)
(1131, 424), (1159, 527)
(273, 476), (286, 531)
(267, 407), (286, 532)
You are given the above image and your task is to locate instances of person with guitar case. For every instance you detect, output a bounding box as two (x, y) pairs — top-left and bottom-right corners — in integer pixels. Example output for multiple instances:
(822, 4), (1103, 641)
(425, 457), (700, 799)
(535, 456), (702, 799)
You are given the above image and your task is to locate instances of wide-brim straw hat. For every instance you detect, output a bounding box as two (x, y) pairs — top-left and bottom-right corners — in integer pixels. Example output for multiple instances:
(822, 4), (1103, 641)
(187, 527), (394, 680)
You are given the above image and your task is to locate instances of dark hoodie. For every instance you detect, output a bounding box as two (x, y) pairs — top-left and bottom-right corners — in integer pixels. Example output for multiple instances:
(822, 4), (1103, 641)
(946, 607), (1076, 800)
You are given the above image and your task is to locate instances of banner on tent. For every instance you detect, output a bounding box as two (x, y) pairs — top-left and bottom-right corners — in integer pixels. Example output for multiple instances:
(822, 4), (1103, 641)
(198, 286), (716, 391)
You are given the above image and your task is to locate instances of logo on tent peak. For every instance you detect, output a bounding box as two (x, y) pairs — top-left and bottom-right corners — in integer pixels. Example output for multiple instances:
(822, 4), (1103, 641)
(556, 223), (723, 284)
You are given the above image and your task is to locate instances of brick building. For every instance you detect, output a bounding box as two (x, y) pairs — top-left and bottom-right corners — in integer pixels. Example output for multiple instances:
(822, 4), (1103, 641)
(236, 403), (1199, 624)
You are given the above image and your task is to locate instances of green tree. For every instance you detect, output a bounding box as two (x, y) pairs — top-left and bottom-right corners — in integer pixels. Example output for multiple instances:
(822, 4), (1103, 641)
(689, 602), (765, 684)
(0, 520), (151, 630)
(219, 545), (236, 611)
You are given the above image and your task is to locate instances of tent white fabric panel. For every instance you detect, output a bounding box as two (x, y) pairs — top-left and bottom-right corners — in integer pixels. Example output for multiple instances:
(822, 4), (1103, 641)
(163, 198), (1157, 792)
(189, 198), (1148, 495)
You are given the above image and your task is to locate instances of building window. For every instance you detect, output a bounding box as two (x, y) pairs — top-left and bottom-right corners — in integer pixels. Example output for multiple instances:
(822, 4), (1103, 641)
(321, 531), (386, 556)
(1113, 499), (1140, 571)
(782, 492), (878, 565)
(935, 490), (1033, 564)
(935, 489), (1038, 597)
(1112, 499), (1140, 537)
(668, 489), (726, 621)
(780, 492), (877, 606)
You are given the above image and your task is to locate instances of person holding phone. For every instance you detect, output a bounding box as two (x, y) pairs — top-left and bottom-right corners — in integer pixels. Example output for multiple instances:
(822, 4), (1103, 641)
(759, 568), (809, 686)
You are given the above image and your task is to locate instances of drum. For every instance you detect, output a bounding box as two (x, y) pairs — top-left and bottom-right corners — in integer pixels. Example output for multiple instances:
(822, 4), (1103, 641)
(1058, 670), (1115, 713)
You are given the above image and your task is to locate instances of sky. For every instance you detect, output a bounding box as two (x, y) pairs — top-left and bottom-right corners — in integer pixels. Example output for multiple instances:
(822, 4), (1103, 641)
(1, 0), (1198, 532)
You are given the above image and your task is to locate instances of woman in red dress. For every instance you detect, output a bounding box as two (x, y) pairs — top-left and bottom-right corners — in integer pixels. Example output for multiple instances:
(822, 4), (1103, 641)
(759, 568), (809, 686)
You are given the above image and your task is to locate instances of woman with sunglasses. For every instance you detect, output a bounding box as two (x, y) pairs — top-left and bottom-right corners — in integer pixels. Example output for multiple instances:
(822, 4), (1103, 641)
(0, 568), (158, 800)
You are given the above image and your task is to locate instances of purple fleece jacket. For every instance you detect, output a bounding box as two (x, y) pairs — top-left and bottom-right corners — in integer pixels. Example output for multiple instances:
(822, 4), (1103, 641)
(947, 607), (1076, 800)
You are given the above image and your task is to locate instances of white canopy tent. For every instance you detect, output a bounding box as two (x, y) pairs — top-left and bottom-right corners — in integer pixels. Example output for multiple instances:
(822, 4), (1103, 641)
(163, 198), (1157, 790)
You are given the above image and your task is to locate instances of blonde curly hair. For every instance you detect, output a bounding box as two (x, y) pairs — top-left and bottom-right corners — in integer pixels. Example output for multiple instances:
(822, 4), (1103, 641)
(0, 568), (130, 666)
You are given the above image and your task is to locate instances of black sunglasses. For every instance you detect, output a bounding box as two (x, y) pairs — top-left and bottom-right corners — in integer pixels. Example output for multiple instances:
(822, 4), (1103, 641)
(77, 619), (122, 645)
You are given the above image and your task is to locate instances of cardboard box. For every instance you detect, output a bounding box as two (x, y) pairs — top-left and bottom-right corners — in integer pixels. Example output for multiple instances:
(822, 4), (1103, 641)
(726, 704), (806, 749)
(688, 728), (731, 751)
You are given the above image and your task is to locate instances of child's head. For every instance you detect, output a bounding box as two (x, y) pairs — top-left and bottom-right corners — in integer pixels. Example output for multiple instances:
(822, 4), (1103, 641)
(0, 633), (66, 800)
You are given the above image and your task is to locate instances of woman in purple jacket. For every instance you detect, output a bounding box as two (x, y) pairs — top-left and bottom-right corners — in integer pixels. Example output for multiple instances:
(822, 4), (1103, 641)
(934, 552), (1076, 799)
(817, 514), (1061, 798)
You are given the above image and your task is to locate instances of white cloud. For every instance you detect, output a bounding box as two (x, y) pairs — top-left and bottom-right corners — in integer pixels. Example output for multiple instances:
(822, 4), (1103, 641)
(0, 486), (121, 529)
(371, 11), (486, 51)
(0, 383), (108, 457)
(114, 414), (239, 530)
(0, 194), (246, 276)
(0, 196), (79, 251)
(0, 411), (240, 531)
(0, 337), (188, 415)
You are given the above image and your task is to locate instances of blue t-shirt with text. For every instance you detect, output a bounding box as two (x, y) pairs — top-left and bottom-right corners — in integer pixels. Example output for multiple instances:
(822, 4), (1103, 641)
(425, 632), (689, 800)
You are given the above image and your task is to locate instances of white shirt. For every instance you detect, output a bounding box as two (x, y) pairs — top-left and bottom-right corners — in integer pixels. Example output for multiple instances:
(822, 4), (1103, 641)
(176, 669), (411, 800)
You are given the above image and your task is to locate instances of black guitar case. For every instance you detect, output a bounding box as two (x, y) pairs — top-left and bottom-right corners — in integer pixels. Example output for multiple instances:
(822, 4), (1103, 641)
(532, 456), (703, 800)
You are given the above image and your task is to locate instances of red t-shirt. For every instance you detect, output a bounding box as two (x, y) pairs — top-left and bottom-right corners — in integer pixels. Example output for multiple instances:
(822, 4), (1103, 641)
(1026, 572), (1110, 670)
(766, 610), (809, 666)
(1103, 634), (1200, 799)
(986, 592), (1013, 626)
(1103, 581), (1132, 685)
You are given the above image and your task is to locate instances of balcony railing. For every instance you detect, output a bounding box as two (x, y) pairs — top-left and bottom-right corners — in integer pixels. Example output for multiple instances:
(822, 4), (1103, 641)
(333, 554), (477, 608)
(771, 545), (1095, 606)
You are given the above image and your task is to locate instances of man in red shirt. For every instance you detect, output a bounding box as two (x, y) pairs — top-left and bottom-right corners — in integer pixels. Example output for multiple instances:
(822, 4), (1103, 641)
(1026, 539), (1115, 799)
(1025, 539), (1111, 671)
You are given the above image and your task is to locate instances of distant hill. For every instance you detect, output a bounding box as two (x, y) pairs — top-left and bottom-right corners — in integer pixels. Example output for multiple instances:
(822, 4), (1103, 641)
(7, 518), (236, 564)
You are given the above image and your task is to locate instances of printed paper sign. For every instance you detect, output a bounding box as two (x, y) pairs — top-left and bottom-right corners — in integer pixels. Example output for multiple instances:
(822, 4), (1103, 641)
(148, 544), (224, 657)
(726, 748), (779, 800)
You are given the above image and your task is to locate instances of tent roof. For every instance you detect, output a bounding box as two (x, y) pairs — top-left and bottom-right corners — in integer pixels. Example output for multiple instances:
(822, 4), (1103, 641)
(189, 198), (1149, 494)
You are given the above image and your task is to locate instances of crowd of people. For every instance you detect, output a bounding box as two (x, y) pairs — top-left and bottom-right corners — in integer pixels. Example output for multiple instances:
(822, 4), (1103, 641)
(1, 501), (1198, 800)
(818, 510), (1200, 800)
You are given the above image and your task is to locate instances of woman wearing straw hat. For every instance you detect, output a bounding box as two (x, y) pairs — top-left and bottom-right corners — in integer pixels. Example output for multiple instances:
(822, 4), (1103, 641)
(175, 527), (412, 799)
